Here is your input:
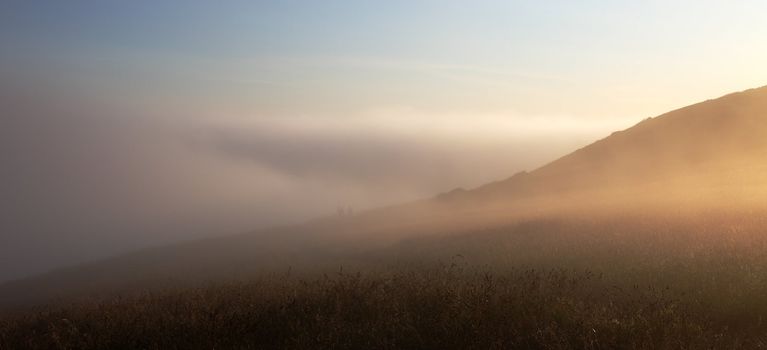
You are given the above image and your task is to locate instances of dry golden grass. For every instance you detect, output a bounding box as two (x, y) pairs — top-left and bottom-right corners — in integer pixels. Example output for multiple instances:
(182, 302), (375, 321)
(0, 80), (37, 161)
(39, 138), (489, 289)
(4, 211), (767, 349)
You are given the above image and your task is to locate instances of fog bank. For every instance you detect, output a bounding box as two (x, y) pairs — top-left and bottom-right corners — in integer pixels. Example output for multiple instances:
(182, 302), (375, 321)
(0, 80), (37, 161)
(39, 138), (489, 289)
(0, 76), (630, 282)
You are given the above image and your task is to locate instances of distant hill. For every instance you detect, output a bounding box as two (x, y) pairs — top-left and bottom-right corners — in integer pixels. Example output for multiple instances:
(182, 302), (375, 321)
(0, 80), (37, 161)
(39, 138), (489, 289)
(2, 86), (767, 308)
(451, 85), (767, 202)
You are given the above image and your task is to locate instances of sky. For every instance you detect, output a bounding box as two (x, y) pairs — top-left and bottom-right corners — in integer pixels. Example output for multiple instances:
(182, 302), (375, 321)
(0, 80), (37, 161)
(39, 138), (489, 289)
(1, 0), (767, 281)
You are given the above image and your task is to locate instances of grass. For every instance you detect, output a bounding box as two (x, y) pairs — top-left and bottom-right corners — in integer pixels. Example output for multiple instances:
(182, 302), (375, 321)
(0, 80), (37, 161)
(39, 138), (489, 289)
(5, 211), (767, 349)
(0, 266), (730, 349)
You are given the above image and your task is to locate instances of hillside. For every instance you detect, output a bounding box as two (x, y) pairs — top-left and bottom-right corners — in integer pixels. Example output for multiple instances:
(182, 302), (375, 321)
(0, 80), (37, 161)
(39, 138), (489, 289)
(456, 86), (767, 201)
(2, 86), (767, 309)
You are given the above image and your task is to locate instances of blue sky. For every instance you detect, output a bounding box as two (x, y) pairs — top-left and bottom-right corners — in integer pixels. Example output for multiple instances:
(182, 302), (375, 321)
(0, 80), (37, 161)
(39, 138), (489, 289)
(4, 0), (767, 120)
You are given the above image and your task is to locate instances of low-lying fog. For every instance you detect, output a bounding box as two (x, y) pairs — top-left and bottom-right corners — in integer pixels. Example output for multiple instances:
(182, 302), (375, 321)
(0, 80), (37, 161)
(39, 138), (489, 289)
(0, 78), (634, 282)
(5, 0), (762, 283)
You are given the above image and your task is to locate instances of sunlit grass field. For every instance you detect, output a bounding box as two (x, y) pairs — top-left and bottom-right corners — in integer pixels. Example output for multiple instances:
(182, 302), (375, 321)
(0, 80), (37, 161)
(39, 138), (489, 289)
(4, 211), (767, 349)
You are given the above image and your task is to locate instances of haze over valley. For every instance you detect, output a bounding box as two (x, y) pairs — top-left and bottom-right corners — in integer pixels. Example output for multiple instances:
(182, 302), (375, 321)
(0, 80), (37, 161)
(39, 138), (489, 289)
(3, 1), (767, 349)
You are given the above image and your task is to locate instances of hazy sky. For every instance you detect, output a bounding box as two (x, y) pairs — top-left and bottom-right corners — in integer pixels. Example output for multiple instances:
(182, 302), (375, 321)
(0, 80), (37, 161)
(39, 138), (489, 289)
(1, 0), (766, 281)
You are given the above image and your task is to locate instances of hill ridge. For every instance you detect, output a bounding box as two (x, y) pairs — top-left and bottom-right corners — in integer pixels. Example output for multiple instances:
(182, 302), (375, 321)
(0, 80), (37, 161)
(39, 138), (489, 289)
(439, 85), (767, 202)
(4, 85), (767, 308)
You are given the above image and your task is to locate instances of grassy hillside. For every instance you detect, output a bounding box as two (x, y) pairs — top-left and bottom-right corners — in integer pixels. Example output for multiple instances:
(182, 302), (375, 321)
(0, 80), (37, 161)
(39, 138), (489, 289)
(0, 269), (731, 349)
(4, 87), (767, 308)
(4, 87), (767, 348)
(5, 212), (767, 349)
(466, 86), (767, 199)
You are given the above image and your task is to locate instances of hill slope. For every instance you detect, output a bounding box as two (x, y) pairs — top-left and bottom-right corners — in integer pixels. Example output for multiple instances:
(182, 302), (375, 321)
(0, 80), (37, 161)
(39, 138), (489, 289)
(453, 86), (767, 202)
(2, 86), (767, 308)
